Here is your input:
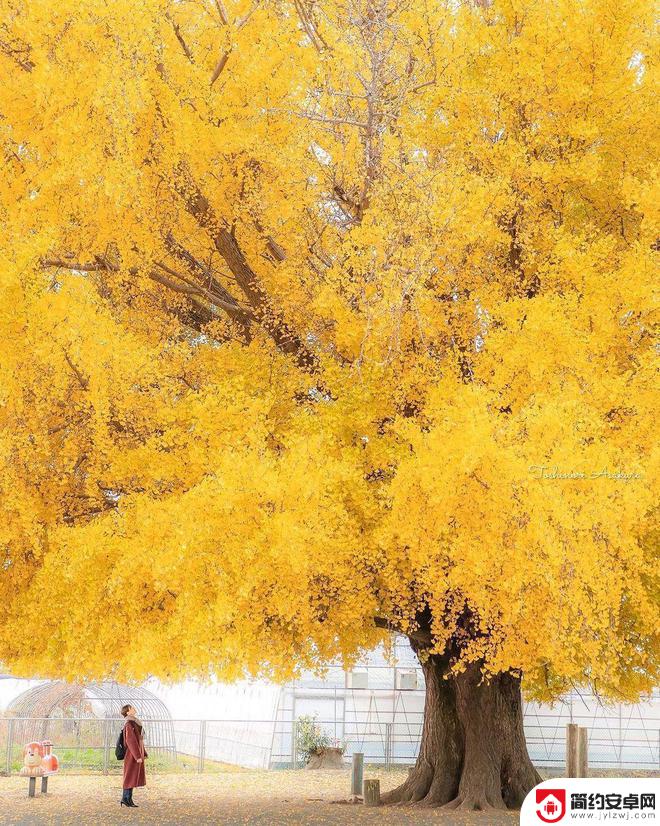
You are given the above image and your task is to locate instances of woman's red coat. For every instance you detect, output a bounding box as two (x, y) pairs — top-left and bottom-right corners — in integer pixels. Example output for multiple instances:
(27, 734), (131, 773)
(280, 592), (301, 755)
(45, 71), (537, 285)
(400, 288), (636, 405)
(122, 720), (147, 789)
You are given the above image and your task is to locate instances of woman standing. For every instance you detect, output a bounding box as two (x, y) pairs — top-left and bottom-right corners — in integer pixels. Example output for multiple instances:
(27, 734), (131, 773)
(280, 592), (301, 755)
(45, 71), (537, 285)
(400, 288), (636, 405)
(120, 704), (147, 808)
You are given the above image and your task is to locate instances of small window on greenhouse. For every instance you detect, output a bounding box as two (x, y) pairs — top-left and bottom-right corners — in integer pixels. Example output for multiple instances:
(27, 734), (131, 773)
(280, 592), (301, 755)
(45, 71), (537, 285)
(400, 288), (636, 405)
(396, 670), (418, 690)
(347, 671), (368, 689)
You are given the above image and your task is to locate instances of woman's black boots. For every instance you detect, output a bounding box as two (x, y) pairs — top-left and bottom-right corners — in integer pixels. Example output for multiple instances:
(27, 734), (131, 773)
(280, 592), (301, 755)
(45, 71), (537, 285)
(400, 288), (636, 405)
(128, 788), (138, 807)
(120, 789), (131, 807)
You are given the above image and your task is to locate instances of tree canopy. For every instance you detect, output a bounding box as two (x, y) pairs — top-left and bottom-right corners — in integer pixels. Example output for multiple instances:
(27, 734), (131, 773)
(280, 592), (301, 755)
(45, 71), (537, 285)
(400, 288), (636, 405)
(0, 0), (657, 702)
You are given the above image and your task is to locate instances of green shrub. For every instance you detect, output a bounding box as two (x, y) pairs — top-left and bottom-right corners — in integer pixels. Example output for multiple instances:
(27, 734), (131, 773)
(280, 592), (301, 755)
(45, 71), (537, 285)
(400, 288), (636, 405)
(295, 715), (344, 764)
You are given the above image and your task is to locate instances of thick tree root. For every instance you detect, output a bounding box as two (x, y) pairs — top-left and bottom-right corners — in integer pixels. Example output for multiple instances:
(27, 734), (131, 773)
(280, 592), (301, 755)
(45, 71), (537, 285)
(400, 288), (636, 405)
(381, 761), (456, 808)
(380, 767), (432, 805)
(441, 794), (509, 811)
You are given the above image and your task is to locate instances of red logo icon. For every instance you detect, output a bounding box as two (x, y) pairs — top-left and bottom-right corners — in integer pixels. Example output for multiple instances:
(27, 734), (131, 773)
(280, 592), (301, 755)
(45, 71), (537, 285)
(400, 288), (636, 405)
(536, 789), (566, 822)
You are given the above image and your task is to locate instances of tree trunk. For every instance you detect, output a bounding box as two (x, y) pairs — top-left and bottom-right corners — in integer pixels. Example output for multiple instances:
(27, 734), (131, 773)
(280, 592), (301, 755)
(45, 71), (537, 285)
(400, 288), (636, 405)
(382, 651), (541, 810)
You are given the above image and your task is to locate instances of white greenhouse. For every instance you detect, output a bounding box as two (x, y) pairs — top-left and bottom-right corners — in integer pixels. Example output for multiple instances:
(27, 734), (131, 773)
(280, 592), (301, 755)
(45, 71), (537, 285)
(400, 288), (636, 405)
(2, 638), (658, 773)
(147, 639), (660, 772)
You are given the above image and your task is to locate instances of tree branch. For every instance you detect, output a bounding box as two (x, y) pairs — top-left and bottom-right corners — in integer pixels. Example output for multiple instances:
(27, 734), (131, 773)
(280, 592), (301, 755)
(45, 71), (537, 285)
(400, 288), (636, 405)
(41, 257), (108, 272)
(163, 234), (250, 315)
(150, 263), (253, 335)
(213, 0), (230, 26)
(167, 14), (194, 63)
(210, 49), (231, 87)
(292, 0), (327, 53)
(172, 165), (318, 370)
(0, 37), (34, 72)
(62, 349), (89, 390)
(374, 616), (434, 647)
(42, 248), (253, 339)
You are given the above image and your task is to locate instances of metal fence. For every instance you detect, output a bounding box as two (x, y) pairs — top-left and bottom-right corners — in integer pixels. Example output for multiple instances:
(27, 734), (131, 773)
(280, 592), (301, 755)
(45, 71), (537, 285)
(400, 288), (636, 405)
(1, 711), (658, 776)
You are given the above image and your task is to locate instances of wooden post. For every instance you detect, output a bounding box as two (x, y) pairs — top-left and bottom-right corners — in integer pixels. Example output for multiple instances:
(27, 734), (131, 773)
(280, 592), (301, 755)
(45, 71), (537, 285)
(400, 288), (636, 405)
(41, 776), (49, 794)
(28, 777), (36, 797)
(578, 727), (588, 778)
(351, 752), (364, 796)
(566, 723), (579, 778)
(364, 778), (380, 806)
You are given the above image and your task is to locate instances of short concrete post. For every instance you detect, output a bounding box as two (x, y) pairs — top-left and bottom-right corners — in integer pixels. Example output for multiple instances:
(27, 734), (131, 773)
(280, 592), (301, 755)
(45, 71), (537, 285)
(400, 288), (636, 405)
(351, 752), (364, 796)
(578, 727), (589, 778)
(364, 778), (380, 807)
(28, 777), (36, 798)
(41, 776), (49, 794)
(566, 723), (579, 778)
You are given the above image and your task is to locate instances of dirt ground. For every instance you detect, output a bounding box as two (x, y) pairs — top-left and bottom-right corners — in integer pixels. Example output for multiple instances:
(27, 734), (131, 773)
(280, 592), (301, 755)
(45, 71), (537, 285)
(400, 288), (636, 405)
(0, 769), (519, 825)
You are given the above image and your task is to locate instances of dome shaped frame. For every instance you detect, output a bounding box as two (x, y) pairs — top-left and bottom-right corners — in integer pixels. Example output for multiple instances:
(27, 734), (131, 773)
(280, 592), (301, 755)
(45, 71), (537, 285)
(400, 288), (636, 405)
(6, 680), (176, 758)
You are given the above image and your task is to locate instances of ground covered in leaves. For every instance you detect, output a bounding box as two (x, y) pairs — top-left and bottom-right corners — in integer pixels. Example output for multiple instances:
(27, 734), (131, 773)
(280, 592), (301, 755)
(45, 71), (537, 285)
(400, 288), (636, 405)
(0, 769), (518, 825)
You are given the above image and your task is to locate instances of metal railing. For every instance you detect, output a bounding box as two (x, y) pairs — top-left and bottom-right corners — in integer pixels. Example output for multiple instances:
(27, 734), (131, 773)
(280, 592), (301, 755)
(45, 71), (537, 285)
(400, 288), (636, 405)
(1, 712), (658, 775)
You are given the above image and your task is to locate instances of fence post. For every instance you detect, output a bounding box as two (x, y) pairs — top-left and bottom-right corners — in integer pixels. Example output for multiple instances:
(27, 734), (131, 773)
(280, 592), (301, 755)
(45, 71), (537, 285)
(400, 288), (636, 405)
(578, 727), (588, 778)
(197, 720), (206, 773)
(351, 752), (364, 797)
(75, 717), (81, 770)
(102, 719), (109, 775)
(566, 723), (579, 777)
(5, 718), (14, 775)
(385, 722), (391, 770)
(291, 720), (298, 769)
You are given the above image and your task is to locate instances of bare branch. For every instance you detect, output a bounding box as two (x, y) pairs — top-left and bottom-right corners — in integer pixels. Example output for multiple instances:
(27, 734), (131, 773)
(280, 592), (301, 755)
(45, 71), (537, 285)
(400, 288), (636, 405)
(164, 234), (246, 305)
(253, 219), (287, 262)
(153, 260), (252, 324)
(235, 0), (261, 29)
(213, 0), (230, 26)
(209, 0), (261, 87)
(62, 349), (89, 390)
(148, 270), (224, 329)
(270, 108), (368, 130)
(41, 257), (108, 272)
(0, 37), (35, 72)
(292, 0), (328, 53)
(172, 164), (318, 370)
(210, 49), (231, 86)
(374, 616), (433, 646)
(167, 14), (195, 63)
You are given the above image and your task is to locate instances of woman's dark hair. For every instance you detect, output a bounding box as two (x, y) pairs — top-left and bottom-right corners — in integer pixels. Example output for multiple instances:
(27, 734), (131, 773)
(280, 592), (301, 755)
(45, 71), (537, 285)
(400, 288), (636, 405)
(121, 704), (132, 717)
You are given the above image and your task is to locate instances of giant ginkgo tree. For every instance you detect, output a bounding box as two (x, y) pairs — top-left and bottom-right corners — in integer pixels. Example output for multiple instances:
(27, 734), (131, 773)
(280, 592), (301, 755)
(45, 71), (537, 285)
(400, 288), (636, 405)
(0, 0), (657, 810)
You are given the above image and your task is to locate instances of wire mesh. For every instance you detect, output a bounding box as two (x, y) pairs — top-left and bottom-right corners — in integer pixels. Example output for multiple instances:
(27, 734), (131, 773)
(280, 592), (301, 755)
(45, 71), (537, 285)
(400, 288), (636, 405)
(2, 713), (657, 775)
(4, 681), (176, 762)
